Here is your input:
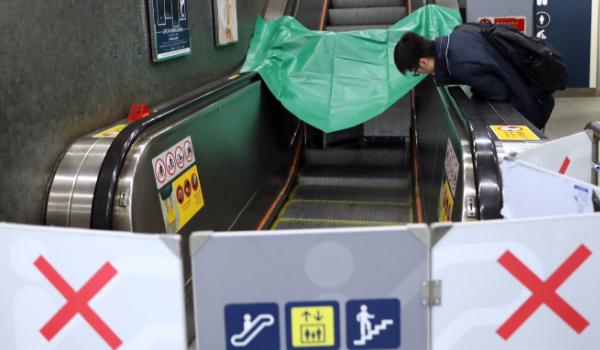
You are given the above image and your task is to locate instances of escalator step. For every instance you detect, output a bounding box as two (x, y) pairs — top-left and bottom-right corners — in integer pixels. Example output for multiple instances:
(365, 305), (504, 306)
(292, 184), (409, 203)
(298, 164), (409, 188)
(305, 148), (407, 167)
(325, 24), (389, 32)
(328, 6), (407, 26)
(279, 200), (410, 224)
(331, 0), (405, 9)
(273, 218), (384, 230)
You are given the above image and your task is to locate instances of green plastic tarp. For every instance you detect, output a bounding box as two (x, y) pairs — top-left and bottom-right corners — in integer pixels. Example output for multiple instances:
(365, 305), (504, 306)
(241, 5), (462, 132)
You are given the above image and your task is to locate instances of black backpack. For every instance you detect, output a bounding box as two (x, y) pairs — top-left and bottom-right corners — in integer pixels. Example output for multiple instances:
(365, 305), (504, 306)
(461, 23), (569, 97)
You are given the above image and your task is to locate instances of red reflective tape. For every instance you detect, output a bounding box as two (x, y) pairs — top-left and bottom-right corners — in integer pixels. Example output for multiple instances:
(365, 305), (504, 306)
(35, 256), (122, 349)
(559, 156), (571, 174)
(497, 245), (591, 340)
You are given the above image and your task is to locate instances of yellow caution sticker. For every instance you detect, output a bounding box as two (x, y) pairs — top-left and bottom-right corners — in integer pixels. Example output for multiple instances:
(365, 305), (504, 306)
(93, 124), (127, 138)
(288, 303), (338, 348)
(158, 165), (205, 233)
(438, 179), (454, 222)
(490, 125), (539, 141)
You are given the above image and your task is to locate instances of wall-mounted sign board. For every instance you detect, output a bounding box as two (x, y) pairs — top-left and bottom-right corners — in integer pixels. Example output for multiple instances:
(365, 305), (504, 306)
(147, 0), (191, 62)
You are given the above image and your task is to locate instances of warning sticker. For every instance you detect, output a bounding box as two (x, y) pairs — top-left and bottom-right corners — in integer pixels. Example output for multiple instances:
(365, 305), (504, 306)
(158, 165), (204, 233)
(444, 139), (459, 196)
(438, 179), (454, 222)
(490, 125), (540, 141)
(286, 302), (339, 349)
(93, 124), (127, 138)
(152, 136), (195, 189)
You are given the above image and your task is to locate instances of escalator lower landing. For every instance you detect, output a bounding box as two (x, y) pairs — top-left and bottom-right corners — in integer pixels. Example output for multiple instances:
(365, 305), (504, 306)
(272, 143), (412, 229)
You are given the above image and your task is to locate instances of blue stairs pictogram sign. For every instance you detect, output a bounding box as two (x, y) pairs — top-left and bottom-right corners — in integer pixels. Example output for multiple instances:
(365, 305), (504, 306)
(346, 298), (401, 349)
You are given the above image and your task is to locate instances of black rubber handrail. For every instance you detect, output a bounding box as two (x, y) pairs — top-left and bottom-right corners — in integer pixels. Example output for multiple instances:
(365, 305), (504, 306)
(90, 1), (299, 230)
(447, 87), (503, 220)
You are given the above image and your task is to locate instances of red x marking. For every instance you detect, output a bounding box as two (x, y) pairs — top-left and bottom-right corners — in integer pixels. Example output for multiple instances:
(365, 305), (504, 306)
(34, 256), (122, 349)
(497, 245), (591, 340)
(559, 156), (571, 174)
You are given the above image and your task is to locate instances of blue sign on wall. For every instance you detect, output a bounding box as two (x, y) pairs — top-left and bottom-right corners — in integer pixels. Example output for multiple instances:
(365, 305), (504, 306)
(224, 303), (280, 350)
(346, 299), (401, 349)
(148, 0), (191, 62)
(535, 0), (592, 87)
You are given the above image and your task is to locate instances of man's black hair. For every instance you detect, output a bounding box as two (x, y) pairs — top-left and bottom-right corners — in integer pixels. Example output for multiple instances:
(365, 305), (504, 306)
(394, 32), (436, 74)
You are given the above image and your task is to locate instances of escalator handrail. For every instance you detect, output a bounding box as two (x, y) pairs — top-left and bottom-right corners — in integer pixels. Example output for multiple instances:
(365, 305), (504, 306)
(447, 86), (503, 220)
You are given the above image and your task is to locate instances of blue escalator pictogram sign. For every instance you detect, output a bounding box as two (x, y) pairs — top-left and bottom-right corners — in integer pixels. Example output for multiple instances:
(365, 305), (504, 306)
(346, 298), (401, 349)
(225, 303), (279, 350)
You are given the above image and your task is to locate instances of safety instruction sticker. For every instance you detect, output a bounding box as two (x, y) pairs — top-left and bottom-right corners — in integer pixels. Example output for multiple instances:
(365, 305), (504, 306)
(93, 124), (127, 138)
(444, 139), (459, 196)
(438, 179), (454, 222)
(286, 301), (339, 349)
(158, 165), (204, 233)
(153, 136), (203, 232)
(490, 125), (540, 141)
(152, 136), (196, 188)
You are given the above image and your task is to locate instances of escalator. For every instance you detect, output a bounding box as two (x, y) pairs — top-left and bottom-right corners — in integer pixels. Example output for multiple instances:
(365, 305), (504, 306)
(325, 0), (408, 32)
(43, 0), (539, 237)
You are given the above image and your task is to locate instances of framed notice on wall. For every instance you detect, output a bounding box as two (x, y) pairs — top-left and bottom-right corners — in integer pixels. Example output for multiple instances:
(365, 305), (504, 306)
(147, 0), (191, 62)
(213, 0), (238, 46)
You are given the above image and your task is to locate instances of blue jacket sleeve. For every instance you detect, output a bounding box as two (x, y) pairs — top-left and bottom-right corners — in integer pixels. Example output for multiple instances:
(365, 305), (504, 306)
(454, 63), (511, 101)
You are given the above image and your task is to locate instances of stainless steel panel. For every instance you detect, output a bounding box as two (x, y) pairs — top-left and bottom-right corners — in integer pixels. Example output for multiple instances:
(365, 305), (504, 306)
(45, 124), (123, 228)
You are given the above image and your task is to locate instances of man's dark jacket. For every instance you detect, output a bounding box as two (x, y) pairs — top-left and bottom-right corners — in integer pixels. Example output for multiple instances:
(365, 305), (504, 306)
(434, 25), (554, 129)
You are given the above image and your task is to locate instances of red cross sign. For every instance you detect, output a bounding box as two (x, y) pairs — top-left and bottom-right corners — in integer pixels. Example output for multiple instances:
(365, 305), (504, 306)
(34, 255), (122, 349)
(497, 245), (591, 340)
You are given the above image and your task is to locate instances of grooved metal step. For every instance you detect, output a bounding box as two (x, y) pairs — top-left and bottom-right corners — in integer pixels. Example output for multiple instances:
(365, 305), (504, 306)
(328, 7), (407, 26)
(280, 200), (410, 224)
(332, 0), (404, 9)
(292, 184), (409, 203)
(305, 147), (407, 167)
(274, 219), (378, 229)
(298, 165), (409, 188)
(325, 24), (389, 32)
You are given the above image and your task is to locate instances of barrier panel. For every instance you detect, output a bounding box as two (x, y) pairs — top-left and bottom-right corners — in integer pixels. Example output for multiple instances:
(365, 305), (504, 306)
(431, 213), (600, 350)
(514, 131), (593, 183)
(0, 223), (187, 350)
(500, 159), (600, 219)
(190, 226), (430, 350)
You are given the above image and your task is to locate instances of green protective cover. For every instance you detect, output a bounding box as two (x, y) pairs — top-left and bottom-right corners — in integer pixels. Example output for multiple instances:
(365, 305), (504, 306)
(241, 5), (462, 132)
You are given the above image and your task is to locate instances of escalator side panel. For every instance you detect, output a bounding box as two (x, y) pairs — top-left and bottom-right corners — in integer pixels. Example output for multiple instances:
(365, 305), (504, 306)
(415, 78), (469, 222)
(113, 81), (296, 234)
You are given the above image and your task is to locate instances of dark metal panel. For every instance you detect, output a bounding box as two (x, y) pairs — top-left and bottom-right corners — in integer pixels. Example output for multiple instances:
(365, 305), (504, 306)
(0, 0), (268, 224)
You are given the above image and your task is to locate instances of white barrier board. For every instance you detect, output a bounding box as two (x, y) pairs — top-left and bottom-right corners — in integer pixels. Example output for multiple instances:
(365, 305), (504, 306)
(0, 223), (187, 350)
(190, 226), (430, 350)
(501, 159), (600, 219)
(515, 131), (593, 182)
(432, 214), (600, 350)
